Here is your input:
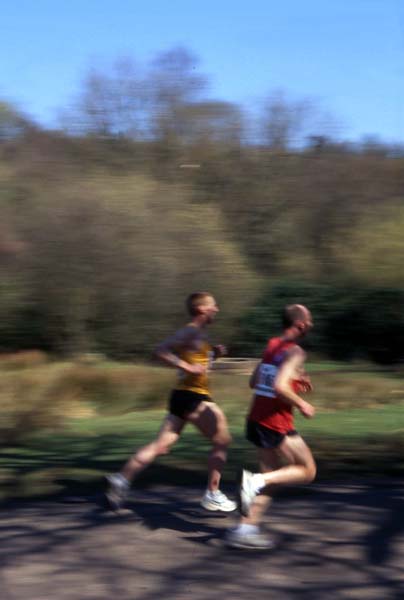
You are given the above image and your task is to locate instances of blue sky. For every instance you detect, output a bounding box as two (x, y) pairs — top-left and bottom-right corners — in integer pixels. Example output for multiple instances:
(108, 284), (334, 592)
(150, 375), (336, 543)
(2, 0), (404, 142)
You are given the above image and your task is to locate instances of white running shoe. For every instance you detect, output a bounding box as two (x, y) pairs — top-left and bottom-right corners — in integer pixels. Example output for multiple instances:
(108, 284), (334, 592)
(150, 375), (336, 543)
(104, 473), (129, 511)
(237, 469), (257, 517)
(200, 490), (237, 512)
(225, 527), (274, 550)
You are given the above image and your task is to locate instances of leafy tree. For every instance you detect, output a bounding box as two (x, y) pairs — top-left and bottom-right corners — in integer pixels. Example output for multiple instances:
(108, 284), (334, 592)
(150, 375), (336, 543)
(62, 58), (146, 139)
(0, 101), (34, 141)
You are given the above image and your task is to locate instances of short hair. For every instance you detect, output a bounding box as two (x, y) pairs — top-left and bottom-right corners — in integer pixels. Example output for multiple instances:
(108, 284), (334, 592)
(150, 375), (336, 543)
(186, 292), (213, 316)
(282, 304), (309, 328)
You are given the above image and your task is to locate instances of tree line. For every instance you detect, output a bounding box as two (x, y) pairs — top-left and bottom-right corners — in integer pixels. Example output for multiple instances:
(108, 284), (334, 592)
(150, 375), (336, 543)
(1, 47), (404, 362)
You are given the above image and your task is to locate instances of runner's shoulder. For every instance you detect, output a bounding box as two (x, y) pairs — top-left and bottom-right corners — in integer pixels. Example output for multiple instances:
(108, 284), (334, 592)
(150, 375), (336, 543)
(284, 344), (306, 363)
(173, 324), (203, 347)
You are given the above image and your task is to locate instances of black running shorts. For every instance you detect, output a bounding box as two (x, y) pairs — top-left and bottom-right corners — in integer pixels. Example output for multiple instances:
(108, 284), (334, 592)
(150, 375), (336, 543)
(169, 389), (211, 419)
(246, 420), (298, 449)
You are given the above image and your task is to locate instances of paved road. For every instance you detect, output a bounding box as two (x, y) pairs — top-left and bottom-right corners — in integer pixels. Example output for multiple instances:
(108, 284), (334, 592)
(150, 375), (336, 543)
(1, 481), (404, 600)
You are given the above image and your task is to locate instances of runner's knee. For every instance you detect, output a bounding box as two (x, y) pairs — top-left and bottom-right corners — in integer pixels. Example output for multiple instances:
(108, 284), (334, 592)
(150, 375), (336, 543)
(216, 419), (232, 446)
(212, 431), (232, 447)
(212, 432), (232, 450)
(304, 461), (317, 483)
(224, 432), (233, 446)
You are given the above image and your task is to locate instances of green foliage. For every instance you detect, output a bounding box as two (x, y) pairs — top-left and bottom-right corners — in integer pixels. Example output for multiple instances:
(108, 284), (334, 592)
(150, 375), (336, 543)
(231, 279), (334, 356)
(327, 288), (404, 364)
(2, 73), (404, 363)
(0, 171), (258, 356)
(234, 279), (404, 364)
(331, 204), (404, 287)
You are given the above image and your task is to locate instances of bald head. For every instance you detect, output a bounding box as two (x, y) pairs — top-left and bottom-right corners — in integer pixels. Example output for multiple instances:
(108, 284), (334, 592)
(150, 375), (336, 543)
(282, 304), (313, 332)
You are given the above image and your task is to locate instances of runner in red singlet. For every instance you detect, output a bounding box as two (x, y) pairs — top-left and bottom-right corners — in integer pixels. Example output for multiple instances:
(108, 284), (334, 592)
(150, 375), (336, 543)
(226, 304), (316, 550)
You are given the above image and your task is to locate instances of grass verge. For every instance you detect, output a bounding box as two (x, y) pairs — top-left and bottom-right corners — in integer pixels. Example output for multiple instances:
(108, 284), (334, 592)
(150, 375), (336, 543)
(0, 358), (403, 501)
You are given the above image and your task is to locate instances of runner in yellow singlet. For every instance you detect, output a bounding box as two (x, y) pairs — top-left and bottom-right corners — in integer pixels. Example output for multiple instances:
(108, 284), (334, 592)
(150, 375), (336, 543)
(105, 292), (237, 512)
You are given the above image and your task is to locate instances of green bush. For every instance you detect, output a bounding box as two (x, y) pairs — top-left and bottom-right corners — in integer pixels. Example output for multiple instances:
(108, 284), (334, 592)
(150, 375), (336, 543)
(233, 279), (404, 364)
(231, 279), (333, 356)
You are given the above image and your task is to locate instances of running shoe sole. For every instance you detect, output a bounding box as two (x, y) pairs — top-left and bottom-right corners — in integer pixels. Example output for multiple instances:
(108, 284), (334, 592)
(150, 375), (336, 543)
(200, 498), (237, 512)
(104, 475), (127, 511)
(224, 533), (274, 551)
(237, 468), (254, 517)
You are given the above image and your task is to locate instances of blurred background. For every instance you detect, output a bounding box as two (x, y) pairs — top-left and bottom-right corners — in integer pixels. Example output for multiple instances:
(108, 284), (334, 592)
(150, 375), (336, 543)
(2, 35), (404, 361)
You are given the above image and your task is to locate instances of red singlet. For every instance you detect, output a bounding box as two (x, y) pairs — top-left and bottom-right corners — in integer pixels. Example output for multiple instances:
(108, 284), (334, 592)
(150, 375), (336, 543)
(248, 337), (300, 433)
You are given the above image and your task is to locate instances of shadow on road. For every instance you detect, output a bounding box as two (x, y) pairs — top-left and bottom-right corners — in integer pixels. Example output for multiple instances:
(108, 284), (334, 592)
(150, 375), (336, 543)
(1, 482), (404, 599)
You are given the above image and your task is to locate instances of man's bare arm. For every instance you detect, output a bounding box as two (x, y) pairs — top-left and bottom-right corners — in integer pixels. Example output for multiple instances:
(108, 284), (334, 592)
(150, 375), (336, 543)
(154, 327), (206, 375)
(274, 349), (315, 418)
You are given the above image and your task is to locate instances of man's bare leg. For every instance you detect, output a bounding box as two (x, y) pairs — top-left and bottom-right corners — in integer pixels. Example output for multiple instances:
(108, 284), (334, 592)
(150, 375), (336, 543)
(187, 401), (232, 490)
(227, 436), (315, 548)
(105, 414), (184, 509)
(121, 414), (185, 481)
(224, 449), (280, 548)
(187, 401), (236, 511)
(239, 447), (281, 526)
(240, 434), (316, 518)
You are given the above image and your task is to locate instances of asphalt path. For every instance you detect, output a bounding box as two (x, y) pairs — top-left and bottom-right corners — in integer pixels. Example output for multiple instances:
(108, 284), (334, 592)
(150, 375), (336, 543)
(1, 481), (404, 599)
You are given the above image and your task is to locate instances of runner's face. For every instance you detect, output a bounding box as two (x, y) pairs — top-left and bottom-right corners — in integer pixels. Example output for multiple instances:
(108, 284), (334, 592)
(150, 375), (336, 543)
(297, 309), (313, 335)
(200, 297), (219, 323)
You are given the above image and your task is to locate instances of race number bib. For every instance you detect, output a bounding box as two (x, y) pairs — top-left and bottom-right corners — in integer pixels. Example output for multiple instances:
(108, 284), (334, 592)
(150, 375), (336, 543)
(254, 363), (278, 398)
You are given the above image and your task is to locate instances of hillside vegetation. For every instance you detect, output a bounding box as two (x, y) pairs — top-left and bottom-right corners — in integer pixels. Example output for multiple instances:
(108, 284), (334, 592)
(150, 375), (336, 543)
(1, 48), (404, 361)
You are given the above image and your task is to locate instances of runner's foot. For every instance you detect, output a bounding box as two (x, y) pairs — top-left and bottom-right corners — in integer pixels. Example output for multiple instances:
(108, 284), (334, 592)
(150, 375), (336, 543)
(104, 473), (129, 511)
(200, 489), (237, 512)
(225, 527), (274, 550)
(237, 469), (258, 517)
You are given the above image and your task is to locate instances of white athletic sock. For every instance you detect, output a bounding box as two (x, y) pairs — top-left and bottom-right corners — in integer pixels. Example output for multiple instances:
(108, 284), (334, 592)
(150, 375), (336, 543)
(251, 473), (266, 494)
(206, 489), (221, 498)
(235, 523), (259, 535)
(112, 473), (130, 489)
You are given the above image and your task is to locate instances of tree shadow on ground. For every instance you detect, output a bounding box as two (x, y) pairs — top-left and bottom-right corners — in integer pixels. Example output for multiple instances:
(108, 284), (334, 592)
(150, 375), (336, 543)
(127, 483), (404, 600)
(0, 483), (404, 599)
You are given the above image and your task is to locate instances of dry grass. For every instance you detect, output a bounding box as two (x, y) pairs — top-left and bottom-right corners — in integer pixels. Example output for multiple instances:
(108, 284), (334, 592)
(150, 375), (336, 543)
(0, 350), (48, 370)
(1, 355), (404, 500)
(1, 354), (403, 446)
(309, 370), (404, 411)
(0, 356), (173, 444)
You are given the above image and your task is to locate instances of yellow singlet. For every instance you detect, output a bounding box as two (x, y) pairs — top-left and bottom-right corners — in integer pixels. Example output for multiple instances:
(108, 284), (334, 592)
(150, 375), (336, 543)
(175, 339), (214, 395)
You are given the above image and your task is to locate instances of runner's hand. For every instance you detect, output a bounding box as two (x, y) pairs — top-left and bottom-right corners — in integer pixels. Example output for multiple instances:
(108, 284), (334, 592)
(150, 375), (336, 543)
(213, 345), (227, 358)
(298, 375), (313, 393)
(298, 400), (315, 419)
(183, 363), (207, 375)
